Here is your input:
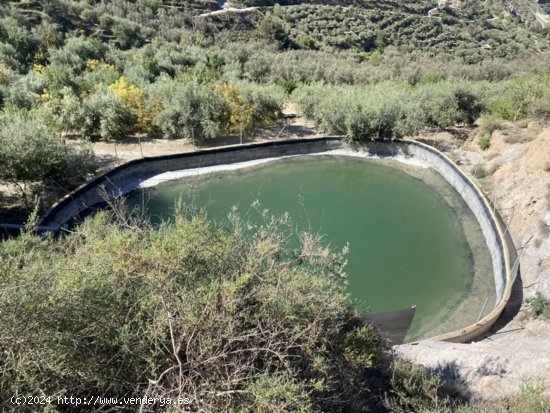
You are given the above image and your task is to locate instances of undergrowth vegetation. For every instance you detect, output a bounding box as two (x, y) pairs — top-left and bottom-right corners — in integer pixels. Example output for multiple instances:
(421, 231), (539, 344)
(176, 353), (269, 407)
(0, 207), (460, 412)
(1, 207), (548, 412)
(528, 293), (550, 320)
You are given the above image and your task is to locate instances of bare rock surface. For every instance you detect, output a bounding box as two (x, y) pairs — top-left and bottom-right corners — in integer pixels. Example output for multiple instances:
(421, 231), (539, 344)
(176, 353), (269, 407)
(398, 320), (550, 400)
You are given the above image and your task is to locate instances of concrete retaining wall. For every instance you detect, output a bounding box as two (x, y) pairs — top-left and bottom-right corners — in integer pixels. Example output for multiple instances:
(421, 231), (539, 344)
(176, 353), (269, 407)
(38, 138), (517, 343)
(39, 138), (341, 228)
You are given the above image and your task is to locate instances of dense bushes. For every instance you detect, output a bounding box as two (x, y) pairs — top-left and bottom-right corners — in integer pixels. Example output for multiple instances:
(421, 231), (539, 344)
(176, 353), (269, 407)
(0, 208), (456, 412)
(292, 81), (485, 140)
(2, 206), (546, 412)
(486, 74), (550, 121)
(0, 109), (95, 185)
(153, 81), (227, 139)
(0, 0), (548, 208)
(0, 0), (549, 148)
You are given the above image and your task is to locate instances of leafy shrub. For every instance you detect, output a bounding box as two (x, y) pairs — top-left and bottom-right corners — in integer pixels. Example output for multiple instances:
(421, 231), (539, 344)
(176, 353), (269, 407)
(3, 71), (44, 108)
(292, 83), (414, 139)
(486, 75), (545, 121)
(81, 59), (120, 88)
(153, 81), (227, 140)
(533, 88), (550, 120)
(0, 41), (25, 72)
(0, 17), (39, 71)
(384, 360), (455, 413)
(416, 83), (483, 128)
(49, 36), (108, 74)
(213, 82), (285, 137)
(0, 208), (451, 412)
(108, 76), (157, 133)
(528, 293), (550, 320)
(41, 64), (80, 97)
(84, 88), (136, 140)
(0, 108), (96, 185)
(292, 81), (483, 140)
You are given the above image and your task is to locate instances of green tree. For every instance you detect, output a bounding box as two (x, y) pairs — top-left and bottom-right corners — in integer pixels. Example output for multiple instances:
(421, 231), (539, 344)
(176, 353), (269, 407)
(215, 83), (256, 141)
(84, 88), (136, 140)
(0, 108), (96, 207)
(487, 75), (544, 121)
(154, 82), (226, 140)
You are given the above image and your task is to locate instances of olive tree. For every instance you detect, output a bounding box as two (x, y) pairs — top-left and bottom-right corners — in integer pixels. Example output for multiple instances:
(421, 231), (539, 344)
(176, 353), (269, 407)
(0, 108), (96, 207)
(153, 82), (227, 140)
(83, 88), (136, 140)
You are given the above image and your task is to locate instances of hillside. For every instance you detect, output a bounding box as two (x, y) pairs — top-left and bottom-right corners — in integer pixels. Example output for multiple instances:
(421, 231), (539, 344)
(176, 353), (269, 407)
(2, 0), (548, 58)
(1, 0), (550, 216)
(204, 0), (550, 59)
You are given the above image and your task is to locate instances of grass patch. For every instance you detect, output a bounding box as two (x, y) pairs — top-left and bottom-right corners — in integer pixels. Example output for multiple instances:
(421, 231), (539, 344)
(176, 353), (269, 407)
(478, 136), (491, 150)
(527, 293), (550, 320)
(453, 382), (550, 413)
(472, 165), (488, 179)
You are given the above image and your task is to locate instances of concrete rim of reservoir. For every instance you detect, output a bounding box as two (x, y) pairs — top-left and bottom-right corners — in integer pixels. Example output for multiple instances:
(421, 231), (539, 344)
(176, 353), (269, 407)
(36, 138), (519, 344)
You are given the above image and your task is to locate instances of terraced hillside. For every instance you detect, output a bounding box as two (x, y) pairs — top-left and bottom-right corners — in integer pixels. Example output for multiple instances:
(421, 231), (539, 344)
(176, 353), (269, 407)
(233, 0), (434, 13)
(233, 0), (550, 24)
(257, 3), (546, 60)
(197, 0), (548, 62)
(504, 0), (550, 27)
(2, 0), (547, 62)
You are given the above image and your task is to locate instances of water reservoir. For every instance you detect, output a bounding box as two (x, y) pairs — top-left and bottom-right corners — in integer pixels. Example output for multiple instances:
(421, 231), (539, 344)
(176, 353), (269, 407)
(126, 154), (495, 341)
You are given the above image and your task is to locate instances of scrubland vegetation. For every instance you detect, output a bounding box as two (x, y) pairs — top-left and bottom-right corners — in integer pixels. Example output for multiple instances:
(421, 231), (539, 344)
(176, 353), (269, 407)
(0, 0), (549, 199)
(0, 207), (455, 412)
(1, 1), (550, 411)
(1, 206), (548, 412)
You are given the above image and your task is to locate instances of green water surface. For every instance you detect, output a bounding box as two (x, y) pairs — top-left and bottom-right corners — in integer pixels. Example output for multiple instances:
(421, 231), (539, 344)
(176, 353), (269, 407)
(130, 156), (484, 340)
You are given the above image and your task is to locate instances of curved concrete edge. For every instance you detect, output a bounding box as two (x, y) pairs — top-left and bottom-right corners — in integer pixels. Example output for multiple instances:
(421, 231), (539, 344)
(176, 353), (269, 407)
(37, 137), (517, 343)
(412, 141), (517, 343)
(360, 140), (517, 343)
(38, 138), (342, 228)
